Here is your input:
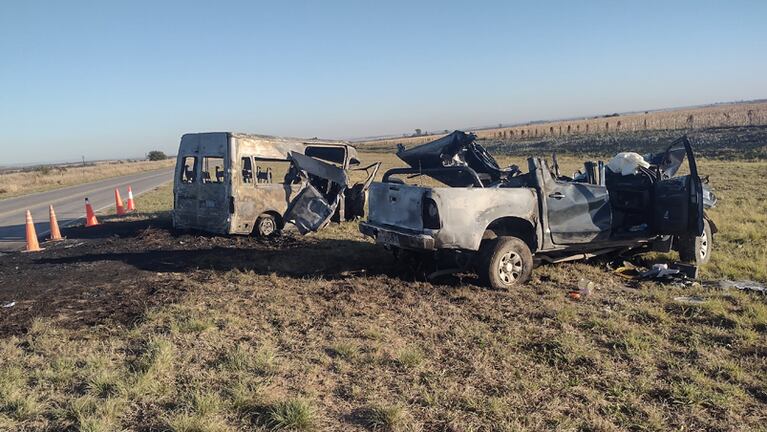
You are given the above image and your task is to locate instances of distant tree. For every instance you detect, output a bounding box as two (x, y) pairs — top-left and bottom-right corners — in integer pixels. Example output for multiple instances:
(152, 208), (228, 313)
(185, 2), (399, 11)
(147, 151), (168, 161)
(415, 128), (422, 136)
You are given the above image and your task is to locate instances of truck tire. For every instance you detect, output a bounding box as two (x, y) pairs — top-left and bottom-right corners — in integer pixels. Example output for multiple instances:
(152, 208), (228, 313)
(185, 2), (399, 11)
(255, 214), (277, 237)
(478, 236), (533, 289)
(678, 218), (712, 265)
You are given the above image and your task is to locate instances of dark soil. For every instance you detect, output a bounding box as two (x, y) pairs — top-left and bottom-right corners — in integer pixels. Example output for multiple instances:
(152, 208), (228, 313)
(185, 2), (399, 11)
(480, 126), (767, 159)
(0, 219), (396, 337)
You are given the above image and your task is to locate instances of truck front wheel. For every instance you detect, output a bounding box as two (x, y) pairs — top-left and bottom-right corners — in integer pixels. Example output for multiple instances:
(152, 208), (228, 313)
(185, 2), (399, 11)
(478, 236), (533, 289)
(678, 218), (713, 265)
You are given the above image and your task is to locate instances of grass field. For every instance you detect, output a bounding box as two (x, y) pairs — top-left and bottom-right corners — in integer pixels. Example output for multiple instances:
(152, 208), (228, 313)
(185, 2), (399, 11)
(1, 143), (765, 431)
(0, 158), (175, 200)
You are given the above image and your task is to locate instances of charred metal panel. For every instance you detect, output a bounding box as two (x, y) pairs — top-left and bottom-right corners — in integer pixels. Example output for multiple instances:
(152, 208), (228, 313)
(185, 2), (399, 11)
(396, 130), (520, 186)
(366, 182), (538, 251)
(289, 152), (349, 186)
(545, 182), (612, 244)
(172, 133), (230, 234)
(429, 187), (538, 250)
(285, 183), (340, 234)
(228, 135), (306, 234)
(367, 183), (427, 232)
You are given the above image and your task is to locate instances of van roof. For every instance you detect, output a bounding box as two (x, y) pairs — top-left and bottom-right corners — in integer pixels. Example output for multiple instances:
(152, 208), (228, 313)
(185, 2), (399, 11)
(183, 132), (349, 146)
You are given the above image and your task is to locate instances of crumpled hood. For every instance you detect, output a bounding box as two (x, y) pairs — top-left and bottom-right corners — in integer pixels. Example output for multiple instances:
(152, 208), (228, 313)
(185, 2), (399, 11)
(395, 130), (516, 187)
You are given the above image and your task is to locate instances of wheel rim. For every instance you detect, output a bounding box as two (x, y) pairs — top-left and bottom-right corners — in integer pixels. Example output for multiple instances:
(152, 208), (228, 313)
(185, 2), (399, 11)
(699, 229), (708, 258)
(498, 251), (523, 285)
(260, 218), (275, 236)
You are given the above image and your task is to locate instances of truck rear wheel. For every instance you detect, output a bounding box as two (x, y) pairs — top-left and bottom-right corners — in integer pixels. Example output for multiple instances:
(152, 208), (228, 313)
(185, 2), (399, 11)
(478, 236), (533, 289)
(678, 218), (712, 265)
(255, 214), (278, 237)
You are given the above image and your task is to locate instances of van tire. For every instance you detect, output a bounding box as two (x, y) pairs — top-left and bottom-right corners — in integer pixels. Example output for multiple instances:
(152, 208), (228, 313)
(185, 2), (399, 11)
(255, 214), (278, 237)
(678, 218), (712, 265)
(478, 236), (533, 289)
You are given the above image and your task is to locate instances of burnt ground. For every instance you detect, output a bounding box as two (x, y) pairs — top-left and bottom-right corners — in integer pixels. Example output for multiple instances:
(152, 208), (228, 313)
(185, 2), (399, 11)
(0, 219), (399, 338)
(1, 214), (766, 431)
(481, 125), (767, 159)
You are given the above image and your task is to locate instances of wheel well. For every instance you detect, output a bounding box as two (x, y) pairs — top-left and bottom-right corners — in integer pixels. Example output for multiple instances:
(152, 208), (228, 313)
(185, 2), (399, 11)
(257, 211), (284, 229)
(704, 213), (717, 234)
(483, 217), (537, 252)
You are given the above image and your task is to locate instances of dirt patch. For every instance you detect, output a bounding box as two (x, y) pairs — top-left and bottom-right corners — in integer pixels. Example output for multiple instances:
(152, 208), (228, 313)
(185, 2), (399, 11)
(0, 218), (399, 337)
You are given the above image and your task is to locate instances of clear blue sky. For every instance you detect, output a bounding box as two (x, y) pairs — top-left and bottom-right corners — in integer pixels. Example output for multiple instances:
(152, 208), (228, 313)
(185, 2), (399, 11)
(1, 0), (765, 164)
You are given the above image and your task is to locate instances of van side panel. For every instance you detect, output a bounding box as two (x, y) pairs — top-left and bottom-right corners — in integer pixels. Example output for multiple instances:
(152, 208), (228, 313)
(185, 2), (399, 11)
(228, 136), (305, 234)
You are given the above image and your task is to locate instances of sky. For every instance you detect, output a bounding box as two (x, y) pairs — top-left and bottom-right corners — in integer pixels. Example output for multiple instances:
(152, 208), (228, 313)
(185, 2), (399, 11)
(1, 1), (766, 164)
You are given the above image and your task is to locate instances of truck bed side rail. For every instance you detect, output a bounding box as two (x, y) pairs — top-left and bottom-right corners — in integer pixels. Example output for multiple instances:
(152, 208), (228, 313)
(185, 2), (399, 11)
(382, 166), (485, 188)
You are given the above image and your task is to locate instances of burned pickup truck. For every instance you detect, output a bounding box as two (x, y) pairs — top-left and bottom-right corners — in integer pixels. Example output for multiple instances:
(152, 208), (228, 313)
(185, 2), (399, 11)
(174, 132), (380, 236)
(360, 131), (716, 288)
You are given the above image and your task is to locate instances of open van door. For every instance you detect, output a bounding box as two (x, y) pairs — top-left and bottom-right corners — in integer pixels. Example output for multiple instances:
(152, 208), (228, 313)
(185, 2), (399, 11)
(284, 152), (349, 234)
(651, 136), (704, 236)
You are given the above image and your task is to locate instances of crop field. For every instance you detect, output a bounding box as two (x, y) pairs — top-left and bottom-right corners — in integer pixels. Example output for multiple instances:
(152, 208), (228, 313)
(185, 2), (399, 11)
(361, 101), (767, 154)
(1, 136), (766, 431)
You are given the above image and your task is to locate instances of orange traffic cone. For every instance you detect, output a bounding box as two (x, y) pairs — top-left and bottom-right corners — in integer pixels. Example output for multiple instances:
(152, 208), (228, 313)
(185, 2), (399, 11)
(24, 210), (42, 252)
(114, 188), (126, 215)
(48, 205), (64, 241)
(85, 198), (100, 227)
(126, 185), (136, 211)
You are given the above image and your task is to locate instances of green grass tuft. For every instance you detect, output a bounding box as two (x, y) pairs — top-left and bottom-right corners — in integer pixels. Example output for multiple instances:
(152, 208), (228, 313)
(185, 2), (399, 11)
(361, 403), (408, 431)
(267, 398), (316, 431)
(395, 346), (424, 369)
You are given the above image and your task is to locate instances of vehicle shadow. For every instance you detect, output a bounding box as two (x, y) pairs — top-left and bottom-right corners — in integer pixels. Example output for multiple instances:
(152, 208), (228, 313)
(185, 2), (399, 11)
(36, 238), (401, 280)
(46, 217), (479, 286)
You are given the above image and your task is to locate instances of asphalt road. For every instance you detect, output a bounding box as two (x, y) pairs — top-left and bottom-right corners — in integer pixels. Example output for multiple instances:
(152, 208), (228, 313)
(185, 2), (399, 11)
(0, 168), (174, 252)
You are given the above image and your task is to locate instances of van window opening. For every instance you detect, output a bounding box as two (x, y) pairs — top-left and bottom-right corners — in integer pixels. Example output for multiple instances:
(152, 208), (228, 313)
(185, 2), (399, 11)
(202, 157), (225, 184)
(305, 146), (346, 166)
(253, 158), (298, 185)
(180, 156), (197, 183)
(241, 156), (254, 183)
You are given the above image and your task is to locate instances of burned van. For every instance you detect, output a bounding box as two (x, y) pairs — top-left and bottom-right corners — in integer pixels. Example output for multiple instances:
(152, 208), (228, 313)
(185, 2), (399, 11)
(173, 132), (380, 236)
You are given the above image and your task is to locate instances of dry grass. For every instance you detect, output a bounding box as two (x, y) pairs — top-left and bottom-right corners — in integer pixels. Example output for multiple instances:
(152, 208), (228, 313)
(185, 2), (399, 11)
(0, 158), (174, 199)
(2, 241), (765, 430)
(1, 143), (765, 430)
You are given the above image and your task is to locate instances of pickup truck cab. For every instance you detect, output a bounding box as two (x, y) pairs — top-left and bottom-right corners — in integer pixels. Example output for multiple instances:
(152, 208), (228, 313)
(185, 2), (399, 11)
(360, 131), (716, 288)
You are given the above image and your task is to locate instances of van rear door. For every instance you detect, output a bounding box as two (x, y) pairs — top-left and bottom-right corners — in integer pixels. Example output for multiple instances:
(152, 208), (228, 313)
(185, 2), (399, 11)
(174, 153), (199, 229)
(172, 133), (230, 233)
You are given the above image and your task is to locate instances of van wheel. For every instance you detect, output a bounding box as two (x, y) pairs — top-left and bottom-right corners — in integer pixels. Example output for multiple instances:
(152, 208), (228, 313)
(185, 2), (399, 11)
(478, 236), (533, 289)
(678, 218), (712, 265)
(255, 214), (277, 237)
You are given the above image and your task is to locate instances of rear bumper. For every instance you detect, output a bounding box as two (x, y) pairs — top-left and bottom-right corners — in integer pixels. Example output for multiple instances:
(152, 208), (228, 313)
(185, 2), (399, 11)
(359, 222), (436, 250)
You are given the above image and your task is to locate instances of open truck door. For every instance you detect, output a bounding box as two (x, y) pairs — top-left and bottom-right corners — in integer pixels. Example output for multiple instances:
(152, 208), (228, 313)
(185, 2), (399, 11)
(651, 136), (704, 237)
(284, 151), (349, 234)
